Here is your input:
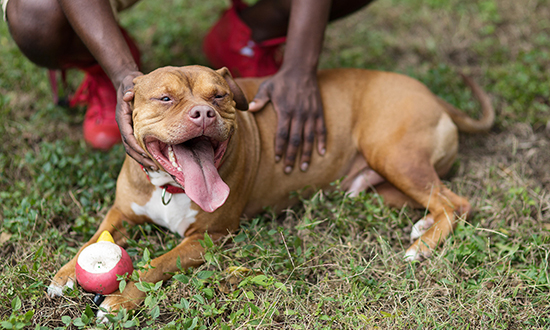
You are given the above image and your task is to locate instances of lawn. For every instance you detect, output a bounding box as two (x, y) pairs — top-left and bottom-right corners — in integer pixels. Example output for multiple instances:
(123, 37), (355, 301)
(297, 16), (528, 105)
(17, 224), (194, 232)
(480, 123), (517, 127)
(1, 0), (550, 329)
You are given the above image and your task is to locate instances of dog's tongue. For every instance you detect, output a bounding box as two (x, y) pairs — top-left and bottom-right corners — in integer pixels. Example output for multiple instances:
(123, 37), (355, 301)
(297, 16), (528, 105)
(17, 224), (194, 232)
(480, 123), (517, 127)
(173, 138), (229, 212)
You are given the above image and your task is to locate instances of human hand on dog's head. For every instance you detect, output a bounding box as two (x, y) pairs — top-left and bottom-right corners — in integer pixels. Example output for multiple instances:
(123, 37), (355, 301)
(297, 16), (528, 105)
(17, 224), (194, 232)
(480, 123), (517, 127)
(128, 66), (248, 212)
(115, 71), (159, 171)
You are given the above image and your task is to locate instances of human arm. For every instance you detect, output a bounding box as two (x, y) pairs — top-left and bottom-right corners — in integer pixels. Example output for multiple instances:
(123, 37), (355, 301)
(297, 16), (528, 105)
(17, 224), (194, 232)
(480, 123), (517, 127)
(248, 0), (331, 173)
(57, 0), (157, 169)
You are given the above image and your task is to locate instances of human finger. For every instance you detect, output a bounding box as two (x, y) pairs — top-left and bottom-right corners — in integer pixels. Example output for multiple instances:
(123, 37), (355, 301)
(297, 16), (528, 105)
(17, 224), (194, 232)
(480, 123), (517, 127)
(282, 112), (305, 173)
(248, 81), (272, 112)
(315, 110), (327, 156)
(298, 116), (316, 172)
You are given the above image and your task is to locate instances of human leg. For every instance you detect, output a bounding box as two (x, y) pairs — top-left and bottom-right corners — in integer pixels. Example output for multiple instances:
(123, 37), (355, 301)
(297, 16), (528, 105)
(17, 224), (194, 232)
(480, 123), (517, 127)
(6, 0), (140, 150)
(6, 0), (95, 69)
(241, 0), (375, 42)
(203, 0), (374, 78)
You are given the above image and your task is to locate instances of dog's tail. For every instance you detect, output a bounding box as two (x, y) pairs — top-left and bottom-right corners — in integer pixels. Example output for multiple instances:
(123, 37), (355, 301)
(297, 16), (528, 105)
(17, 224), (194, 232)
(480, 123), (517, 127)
(438, 74), (495, 133)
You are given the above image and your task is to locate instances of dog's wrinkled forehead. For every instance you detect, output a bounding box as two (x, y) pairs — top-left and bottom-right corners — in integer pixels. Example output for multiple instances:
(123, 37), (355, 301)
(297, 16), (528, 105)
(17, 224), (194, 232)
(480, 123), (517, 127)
(133, 66), (229, 98)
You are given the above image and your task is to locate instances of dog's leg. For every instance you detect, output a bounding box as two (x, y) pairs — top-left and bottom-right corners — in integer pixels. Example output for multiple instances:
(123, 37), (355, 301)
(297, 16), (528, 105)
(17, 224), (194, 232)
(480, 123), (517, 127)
(97, 231), (226, 320)
(403, 184), (470, 261)
(366, 150), (470, 261)
(47, 207), (128, 297)
(408, 185), (470, 260)
(372, 182), (423, 209)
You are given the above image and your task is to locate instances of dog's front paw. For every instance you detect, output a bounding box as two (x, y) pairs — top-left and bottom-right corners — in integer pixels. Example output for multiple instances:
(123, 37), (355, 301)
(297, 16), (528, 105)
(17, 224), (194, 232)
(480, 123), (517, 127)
(47, 273), (76, 297)
(47, 261), (78, 297)
(96, 282), (144, 323)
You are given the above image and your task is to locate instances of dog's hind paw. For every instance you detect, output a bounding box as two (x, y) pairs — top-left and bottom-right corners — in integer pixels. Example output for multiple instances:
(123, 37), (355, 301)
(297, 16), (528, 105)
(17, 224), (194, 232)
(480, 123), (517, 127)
(47, 278), (74, 297)
(410, 215), (434, 241)
(405, 242), (433, 262)
(404, 247), (420, 262)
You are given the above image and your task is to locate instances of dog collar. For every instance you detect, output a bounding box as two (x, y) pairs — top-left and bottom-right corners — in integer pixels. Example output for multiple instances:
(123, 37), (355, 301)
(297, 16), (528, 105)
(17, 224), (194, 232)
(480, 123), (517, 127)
(140, 165), (185, 205)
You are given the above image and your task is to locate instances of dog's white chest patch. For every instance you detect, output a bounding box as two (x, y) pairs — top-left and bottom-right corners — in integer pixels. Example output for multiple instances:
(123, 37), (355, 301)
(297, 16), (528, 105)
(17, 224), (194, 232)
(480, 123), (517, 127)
(131, 187), (198, 237)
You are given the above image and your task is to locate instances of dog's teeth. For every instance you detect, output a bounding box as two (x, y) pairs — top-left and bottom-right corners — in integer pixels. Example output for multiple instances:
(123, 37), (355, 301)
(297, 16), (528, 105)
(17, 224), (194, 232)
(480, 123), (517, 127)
(168, 145), (175, 161)
(168, 145), (179, 168)
(167, 145), (184, 171)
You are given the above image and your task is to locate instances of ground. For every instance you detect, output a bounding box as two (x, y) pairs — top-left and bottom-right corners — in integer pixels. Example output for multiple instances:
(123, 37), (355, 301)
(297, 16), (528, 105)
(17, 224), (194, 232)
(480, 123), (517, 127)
(0, 0), (549, 329)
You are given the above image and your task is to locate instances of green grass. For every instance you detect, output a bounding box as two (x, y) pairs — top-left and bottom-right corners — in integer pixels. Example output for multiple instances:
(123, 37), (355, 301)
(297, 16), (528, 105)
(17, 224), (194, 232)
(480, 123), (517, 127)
(1, 0), (550, 328)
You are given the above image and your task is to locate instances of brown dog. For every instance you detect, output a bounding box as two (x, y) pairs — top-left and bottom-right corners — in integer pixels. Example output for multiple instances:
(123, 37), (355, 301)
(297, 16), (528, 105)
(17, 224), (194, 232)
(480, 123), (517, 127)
(47, 66), (494, 318)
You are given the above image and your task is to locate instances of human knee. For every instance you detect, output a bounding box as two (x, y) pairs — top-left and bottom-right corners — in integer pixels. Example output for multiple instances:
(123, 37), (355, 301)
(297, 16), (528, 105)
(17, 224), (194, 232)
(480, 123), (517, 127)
(329, 0), (374, 21)
(6, 0), (71, 67)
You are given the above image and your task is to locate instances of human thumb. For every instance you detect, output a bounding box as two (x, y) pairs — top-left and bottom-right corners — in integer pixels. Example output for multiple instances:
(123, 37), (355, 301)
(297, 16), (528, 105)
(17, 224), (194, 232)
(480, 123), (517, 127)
(248, 85), (271, 112)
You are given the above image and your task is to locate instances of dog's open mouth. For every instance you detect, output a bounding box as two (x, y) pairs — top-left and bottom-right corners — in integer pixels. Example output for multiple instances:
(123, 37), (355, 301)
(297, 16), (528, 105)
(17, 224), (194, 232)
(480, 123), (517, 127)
(146, 136), (230, 213)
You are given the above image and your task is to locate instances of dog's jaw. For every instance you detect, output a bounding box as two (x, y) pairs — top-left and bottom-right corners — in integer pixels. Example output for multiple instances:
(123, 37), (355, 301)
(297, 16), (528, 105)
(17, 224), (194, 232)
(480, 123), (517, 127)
(145, 136), (230, 213)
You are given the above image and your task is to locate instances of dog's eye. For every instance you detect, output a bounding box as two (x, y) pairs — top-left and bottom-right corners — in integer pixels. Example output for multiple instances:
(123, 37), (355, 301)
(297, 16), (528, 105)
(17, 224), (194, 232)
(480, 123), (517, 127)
(159, 96), (171, 102)
(214, 94), (227, 99)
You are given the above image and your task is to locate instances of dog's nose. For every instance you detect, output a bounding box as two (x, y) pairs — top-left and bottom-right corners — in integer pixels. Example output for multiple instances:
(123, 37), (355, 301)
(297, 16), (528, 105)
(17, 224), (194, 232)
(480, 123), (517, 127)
(189, 106), (216, 127)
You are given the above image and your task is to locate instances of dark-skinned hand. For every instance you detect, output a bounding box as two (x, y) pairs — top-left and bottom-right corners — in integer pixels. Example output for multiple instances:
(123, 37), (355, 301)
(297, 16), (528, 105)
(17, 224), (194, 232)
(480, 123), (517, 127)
(248, 67), (327, 173)
(115, 71), (159, 171)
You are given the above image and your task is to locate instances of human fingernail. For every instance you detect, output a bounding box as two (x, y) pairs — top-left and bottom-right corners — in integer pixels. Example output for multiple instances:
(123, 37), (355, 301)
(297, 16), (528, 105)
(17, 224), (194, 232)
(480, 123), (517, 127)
(150, 166), (157, 171)
(275, 155), (281, 162)
(301, 162), (309, 171)
(320, 148), (326, 156)
(284, 166), (292, 174)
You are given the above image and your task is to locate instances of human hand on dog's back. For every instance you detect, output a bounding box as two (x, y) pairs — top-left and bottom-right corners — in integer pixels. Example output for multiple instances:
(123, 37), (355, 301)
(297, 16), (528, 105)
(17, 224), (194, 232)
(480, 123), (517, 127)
(249, 67), (326, 174)
(248, 0), (330, 173)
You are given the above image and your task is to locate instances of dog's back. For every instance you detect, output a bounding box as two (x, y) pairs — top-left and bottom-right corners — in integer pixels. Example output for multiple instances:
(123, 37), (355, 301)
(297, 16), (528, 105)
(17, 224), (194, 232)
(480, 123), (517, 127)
(236, 69), (460, 215)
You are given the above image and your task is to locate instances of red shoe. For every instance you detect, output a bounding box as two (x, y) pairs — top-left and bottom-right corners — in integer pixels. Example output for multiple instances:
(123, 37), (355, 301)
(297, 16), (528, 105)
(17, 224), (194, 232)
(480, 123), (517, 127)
(70, 64), (122, 150)
(49, 28), (141, 150)
(203, 0), (286, 78)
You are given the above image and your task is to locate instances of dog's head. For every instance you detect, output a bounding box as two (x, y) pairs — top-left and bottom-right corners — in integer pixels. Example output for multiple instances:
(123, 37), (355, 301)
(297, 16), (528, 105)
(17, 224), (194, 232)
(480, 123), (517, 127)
(132, 65), (248, 212)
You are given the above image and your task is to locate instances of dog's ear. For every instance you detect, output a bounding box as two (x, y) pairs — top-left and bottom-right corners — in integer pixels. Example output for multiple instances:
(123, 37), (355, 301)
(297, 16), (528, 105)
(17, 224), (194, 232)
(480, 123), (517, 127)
(131, 75), (147, 108)
(216, 67), (248, 111)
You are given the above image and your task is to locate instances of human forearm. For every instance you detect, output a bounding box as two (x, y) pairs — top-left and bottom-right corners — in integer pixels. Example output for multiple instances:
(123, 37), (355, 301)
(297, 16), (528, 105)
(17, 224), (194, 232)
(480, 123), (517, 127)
(281, 0), (331, 73)
(57, 0), (139, 86)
